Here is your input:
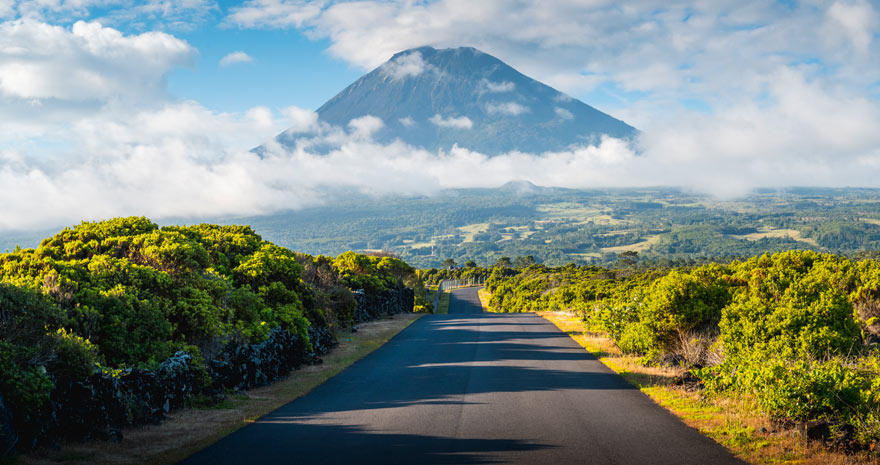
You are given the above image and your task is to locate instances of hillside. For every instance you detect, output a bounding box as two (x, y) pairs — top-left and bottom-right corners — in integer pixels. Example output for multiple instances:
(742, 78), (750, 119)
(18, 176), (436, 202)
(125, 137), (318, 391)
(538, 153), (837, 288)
(217, 187), (880, 268)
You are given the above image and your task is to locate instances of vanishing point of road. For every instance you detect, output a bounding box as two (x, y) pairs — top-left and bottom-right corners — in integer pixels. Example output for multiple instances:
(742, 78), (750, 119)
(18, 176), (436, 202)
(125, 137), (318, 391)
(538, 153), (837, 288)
(181, 287), (744, 465)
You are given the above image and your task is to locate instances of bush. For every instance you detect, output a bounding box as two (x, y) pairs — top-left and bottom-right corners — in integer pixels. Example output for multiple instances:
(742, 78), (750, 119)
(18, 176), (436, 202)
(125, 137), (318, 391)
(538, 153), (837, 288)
(50, 329), (101, 379)
(0, 341), (54, 417)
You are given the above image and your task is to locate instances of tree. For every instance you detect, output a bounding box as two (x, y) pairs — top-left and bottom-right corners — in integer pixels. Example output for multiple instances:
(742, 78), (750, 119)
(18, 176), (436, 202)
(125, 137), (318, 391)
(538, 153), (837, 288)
(495, 256), (512, 268)
(618, 251), (639, 267)
(514, 255), (536, 268)
(441, 258), (457, 270)
(465, 260), (477, 268)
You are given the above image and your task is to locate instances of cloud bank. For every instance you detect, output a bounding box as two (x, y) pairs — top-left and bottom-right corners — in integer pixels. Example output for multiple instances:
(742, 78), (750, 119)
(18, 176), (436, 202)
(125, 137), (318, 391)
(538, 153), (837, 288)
(3, 103), (880, 231)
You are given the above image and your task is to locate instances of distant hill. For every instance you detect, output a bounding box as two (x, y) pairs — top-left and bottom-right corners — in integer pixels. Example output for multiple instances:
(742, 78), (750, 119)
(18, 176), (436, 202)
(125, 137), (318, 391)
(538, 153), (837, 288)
(270, 46), (637, 155)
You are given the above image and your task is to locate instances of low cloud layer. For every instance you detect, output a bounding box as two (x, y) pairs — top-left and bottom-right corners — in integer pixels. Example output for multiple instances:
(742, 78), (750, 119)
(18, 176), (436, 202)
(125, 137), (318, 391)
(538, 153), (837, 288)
(3, 99), (880, 231)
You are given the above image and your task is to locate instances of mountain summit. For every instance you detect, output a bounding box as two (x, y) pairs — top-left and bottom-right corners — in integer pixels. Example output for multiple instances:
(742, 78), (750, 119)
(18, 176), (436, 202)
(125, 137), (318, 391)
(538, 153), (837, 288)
(275, 46), (637, 155)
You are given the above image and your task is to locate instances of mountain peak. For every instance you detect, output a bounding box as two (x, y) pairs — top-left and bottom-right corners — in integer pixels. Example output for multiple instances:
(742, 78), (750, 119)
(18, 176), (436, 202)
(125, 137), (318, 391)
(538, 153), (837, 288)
(277, 46), (637, 155)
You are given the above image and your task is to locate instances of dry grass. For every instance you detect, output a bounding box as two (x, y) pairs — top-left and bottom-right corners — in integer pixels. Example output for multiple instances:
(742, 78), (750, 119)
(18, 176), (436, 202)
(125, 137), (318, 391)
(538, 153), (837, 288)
(730, 227), (819, 246)
(600, 234), (662, 254)
(477, 288), (491, 310)
(15, 313), (423, 465)
(539, 311), (879, 465)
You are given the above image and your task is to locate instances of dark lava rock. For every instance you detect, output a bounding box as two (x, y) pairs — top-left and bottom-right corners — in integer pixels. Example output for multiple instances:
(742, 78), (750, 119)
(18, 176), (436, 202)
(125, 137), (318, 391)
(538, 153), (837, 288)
(672, 371), (704, 391)
(798, 420), (831, 441)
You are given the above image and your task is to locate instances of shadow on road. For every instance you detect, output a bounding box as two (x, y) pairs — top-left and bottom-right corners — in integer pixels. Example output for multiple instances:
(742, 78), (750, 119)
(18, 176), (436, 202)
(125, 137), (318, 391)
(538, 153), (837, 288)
(266, 313), (635, 418)
(193, 422), (553, 464)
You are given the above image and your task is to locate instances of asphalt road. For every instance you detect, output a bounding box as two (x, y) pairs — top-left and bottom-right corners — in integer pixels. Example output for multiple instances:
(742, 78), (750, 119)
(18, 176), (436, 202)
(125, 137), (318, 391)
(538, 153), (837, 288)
(181, 287), (743, 465)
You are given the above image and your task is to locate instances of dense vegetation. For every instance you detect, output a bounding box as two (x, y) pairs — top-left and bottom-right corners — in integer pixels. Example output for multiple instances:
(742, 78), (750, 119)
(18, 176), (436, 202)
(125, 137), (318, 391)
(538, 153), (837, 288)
(485, 251), (880, 448)
(0, 217), (417, 446)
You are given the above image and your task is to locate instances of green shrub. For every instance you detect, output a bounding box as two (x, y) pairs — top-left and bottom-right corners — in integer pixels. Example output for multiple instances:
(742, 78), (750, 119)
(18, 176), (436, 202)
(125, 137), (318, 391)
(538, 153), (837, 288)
(617, 321), (657, 356)
(0, 340), (54, 418)
(50, 328), (101, 378)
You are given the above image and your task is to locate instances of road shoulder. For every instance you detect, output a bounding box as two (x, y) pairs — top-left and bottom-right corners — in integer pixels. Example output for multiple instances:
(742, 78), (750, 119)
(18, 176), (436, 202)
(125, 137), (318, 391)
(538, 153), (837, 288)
(539, 311), (866, 465)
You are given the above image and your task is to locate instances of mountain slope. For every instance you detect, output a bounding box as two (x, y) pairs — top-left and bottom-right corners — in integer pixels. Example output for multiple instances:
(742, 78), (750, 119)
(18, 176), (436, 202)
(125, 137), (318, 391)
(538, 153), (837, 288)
(274, 46), (637, 155)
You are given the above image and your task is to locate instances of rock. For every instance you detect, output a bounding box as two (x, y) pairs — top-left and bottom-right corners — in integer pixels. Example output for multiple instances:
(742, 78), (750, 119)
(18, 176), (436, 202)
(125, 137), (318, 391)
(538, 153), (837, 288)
(798, 420), (831, 441)
(106, 428), (123, 443)
(671, 371), (704, 391)
(352, 286), (414, 323)
(0, 394), (18, 457)
(208, 327), (308, 392)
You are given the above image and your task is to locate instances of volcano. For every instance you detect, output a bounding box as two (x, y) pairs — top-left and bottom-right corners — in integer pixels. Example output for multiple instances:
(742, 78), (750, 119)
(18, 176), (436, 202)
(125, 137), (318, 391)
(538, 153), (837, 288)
(271, 46), (637, 155)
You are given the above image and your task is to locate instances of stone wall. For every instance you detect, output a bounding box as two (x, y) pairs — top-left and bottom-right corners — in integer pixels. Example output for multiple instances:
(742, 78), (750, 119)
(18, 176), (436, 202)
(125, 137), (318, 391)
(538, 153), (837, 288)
(353, 286), (414, 323)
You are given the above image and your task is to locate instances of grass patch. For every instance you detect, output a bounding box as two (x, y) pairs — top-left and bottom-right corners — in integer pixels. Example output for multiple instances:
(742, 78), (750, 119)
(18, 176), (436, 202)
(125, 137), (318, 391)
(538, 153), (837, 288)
(457, 223), (490, 242)
(17, 313), (423, 465)
(539, 311), (876, 465)
(435, 292), (450, 314)
(536, 202), (601, 219)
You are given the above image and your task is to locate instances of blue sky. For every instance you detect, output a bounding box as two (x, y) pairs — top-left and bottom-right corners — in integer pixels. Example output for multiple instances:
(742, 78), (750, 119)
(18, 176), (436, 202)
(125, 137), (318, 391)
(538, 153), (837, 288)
(0, 0), (879, 230)
(166, 28), (361, 112)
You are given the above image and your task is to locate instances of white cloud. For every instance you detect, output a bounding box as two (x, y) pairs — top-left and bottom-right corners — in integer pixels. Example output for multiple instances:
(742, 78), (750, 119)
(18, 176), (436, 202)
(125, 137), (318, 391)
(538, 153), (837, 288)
(0, 19), (195, 151)
(380, 50), (432, 80)
(824, 0), (877, 53)
(554, 107), (573, 120)
(8, 0), (217, 30)
(227, 0), (324, 28)
(399, 116), (415, 127)
(482, 79), (514, 92)
(486, 101), (529, 116)
(0, 100), (299, 230)
(219, 50), (254, 66)
(347, 114), (384, 138)
(282, 105), (319, 133)
(0, 20), (193, 102)
(0, 1), (13, 18)
(246, 106), (274, 129)
(429, 114), (472, 129)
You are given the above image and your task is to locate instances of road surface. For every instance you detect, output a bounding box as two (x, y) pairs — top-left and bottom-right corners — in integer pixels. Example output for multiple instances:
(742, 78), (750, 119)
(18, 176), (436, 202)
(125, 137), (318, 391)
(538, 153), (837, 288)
(181, 287), (743, 465)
